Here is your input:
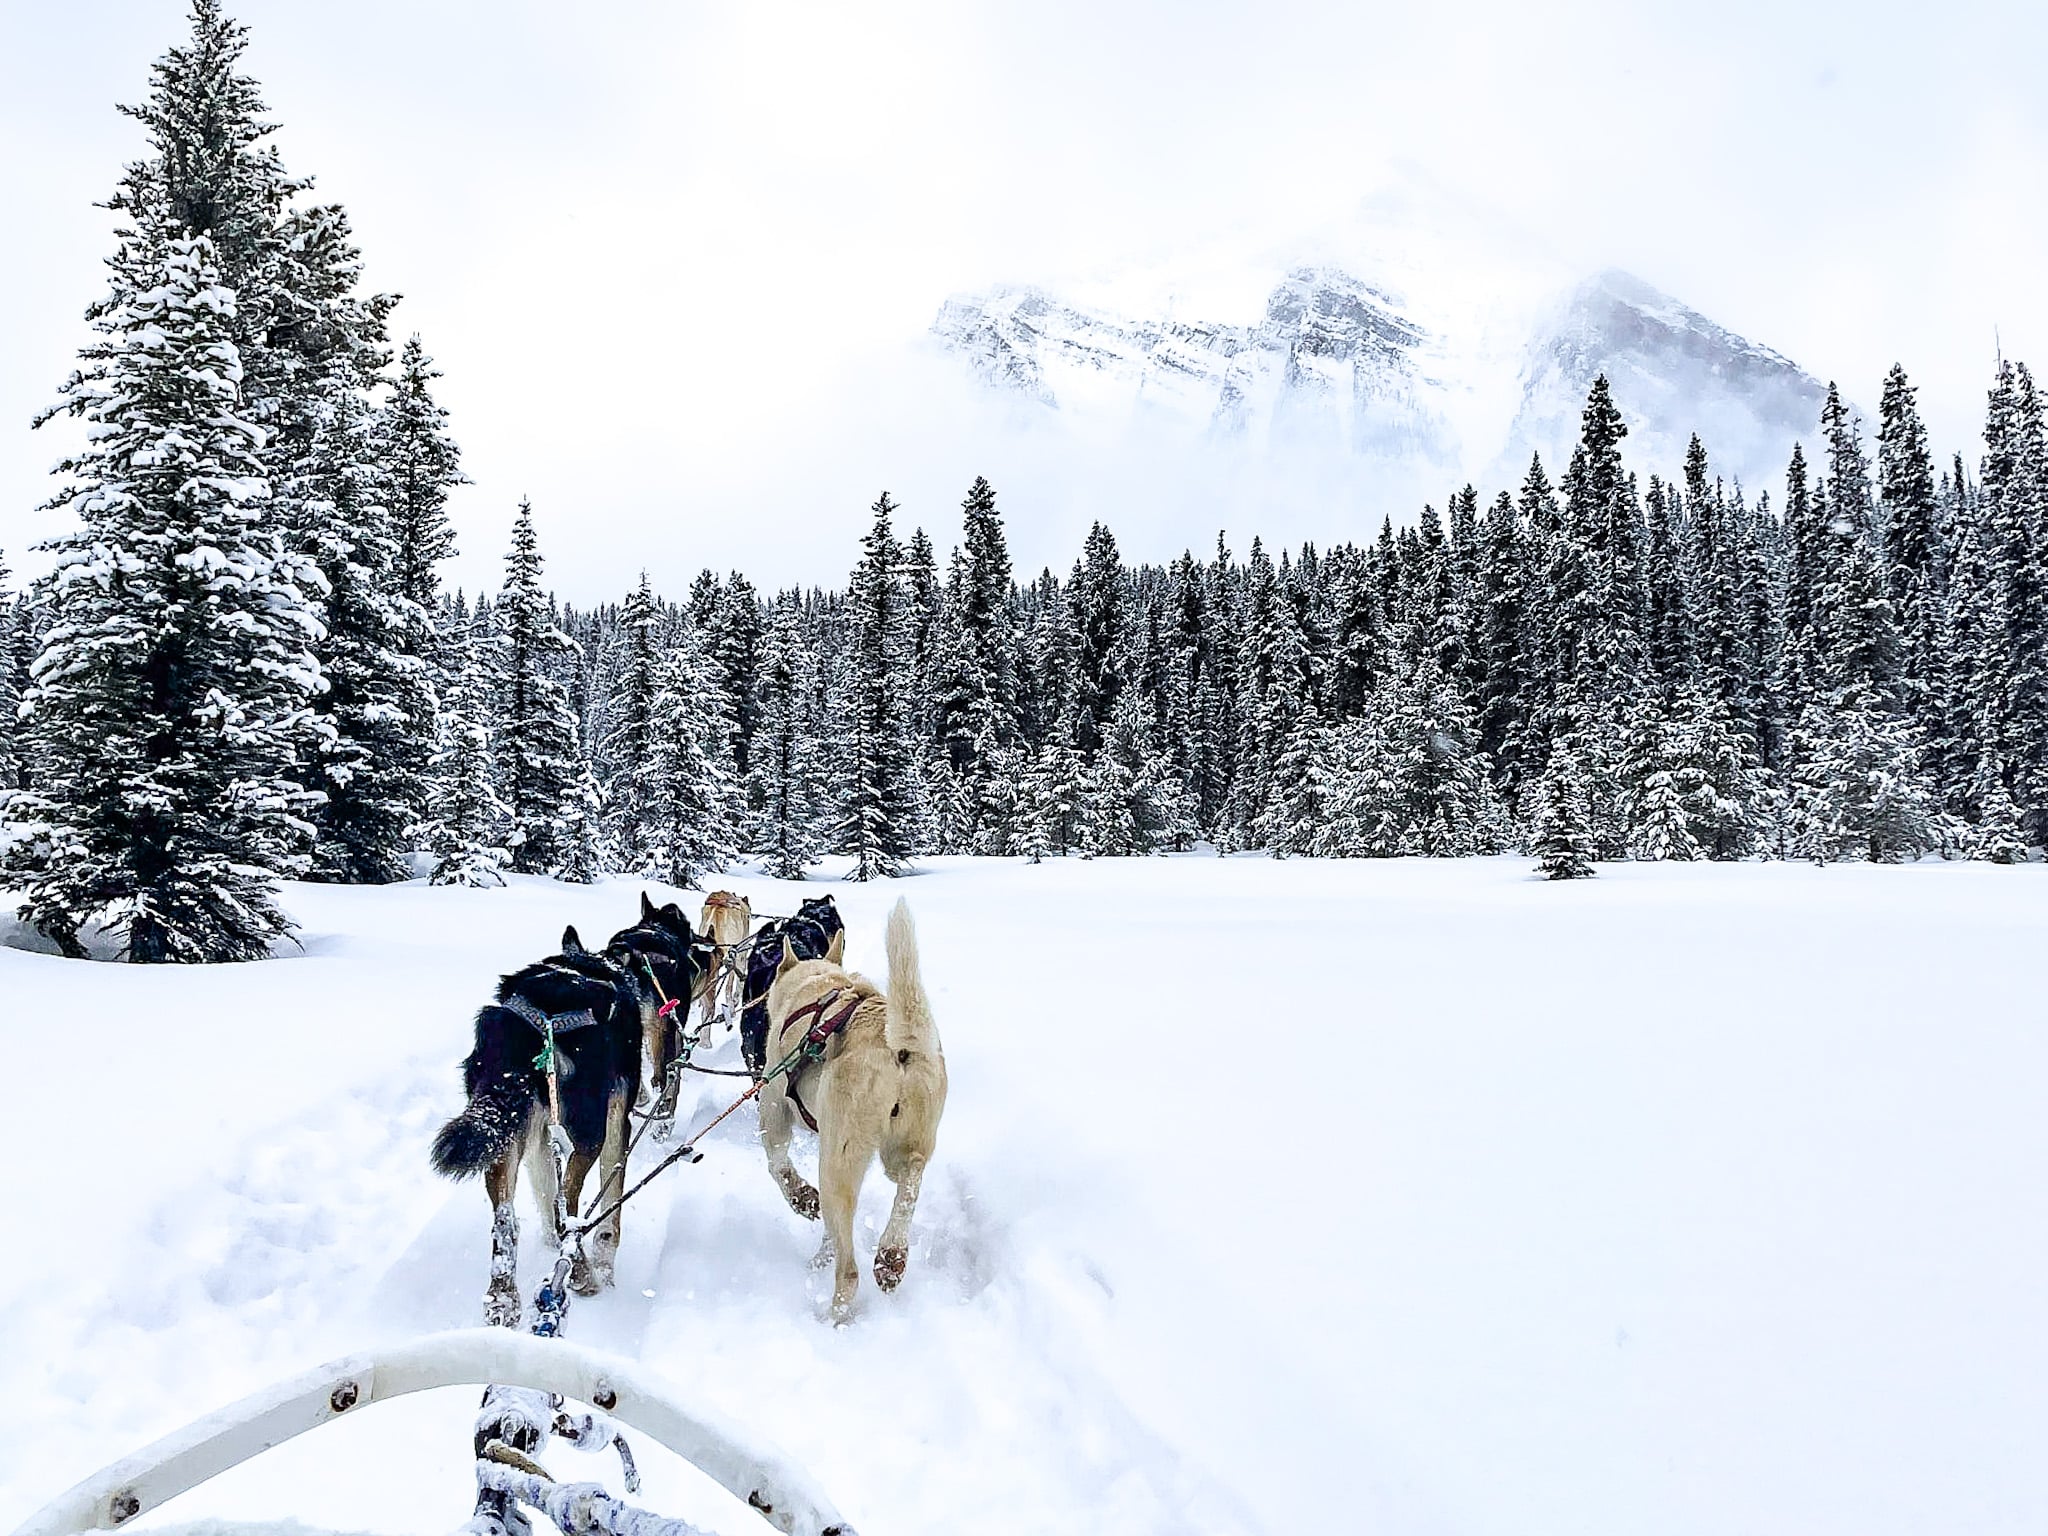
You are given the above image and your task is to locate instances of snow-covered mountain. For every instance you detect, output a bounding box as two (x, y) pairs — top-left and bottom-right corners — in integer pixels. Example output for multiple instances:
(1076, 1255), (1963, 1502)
(1508, 269), (1831, 492)
(931, 266), (1454, 464)
(931, 237), (1830, 501)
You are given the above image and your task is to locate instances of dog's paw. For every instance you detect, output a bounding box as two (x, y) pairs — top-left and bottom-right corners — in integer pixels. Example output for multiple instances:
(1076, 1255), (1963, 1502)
(568, 1253), (613, 1296)
(484, 1277), (522, 1329)
(784, 1180), (821, 1221)
(873, 1245), (908, 1292)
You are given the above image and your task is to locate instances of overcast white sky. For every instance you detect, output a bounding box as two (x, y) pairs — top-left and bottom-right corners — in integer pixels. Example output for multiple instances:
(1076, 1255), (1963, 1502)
(3, 1), (2043, 600)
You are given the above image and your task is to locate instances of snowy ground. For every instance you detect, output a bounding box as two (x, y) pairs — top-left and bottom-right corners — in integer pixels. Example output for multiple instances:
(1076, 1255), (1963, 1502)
(2, 855), (2046, 1536)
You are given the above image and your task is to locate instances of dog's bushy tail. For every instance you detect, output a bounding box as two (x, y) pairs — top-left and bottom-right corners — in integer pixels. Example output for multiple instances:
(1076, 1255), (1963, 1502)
(884, 898), (938, 1059)
(431, 1012), (538, 1178)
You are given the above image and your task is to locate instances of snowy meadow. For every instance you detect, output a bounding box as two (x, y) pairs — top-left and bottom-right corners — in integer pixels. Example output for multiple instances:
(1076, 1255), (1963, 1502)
(4, 6), (2047, 1536)
(4, 856), (2045, 1536)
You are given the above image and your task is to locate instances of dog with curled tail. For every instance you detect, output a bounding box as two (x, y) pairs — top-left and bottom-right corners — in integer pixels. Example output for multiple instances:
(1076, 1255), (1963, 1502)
(760, 897), (947, 1322)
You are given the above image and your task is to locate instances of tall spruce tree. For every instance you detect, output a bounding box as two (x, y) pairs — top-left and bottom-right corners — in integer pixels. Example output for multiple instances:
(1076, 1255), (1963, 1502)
(754, 591), (820, 879)
(1071, 521), (1127, 757)
(1475, 490), (1530, 796)
(380, 334), (466, 611)
(1531, 734), (1597, 880)
(645, 626), (742, 887)
(104, 1), (299, 419)
(20, 236), (328, 961)
(1877, 365), (1943, 738)
(0, 550), (15, 805)
(296, 379), (425, 883)
(932, 476), (1020, 803)
(493, 500), (583, 876)
(601, 572), (662, 870)
(837, 493), (920, 879)
(422, 614), (509, 887)
(1983, 363), (2048, 841)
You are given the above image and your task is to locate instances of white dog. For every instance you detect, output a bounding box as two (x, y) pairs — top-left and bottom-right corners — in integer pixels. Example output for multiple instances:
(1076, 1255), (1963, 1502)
(760, 898), (947, 1321)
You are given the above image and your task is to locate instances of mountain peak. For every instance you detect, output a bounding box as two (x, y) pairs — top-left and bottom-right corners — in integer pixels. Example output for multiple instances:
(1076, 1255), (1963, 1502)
(932, 250), (1827, 499)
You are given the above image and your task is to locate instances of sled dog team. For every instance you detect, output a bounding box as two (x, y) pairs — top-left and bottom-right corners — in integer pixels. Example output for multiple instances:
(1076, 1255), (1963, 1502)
(431, 891), (947, 1324)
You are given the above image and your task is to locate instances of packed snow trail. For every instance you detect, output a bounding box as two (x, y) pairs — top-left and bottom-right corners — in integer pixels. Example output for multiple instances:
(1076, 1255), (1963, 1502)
(3, 857), (2047, 1535)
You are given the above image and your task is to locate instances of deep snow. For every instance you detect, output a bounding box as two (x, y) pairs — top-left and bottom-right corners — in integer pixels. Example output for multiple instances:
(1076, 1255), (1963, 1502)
(2, 856), (2045, 1536)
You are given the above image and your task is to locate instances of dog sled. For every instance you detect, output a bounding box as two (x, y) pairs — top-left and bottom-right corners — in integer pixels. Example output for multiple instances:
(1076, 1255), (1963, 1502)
(14, 1150), (858, 1536)
(15, 896), (863, 1536)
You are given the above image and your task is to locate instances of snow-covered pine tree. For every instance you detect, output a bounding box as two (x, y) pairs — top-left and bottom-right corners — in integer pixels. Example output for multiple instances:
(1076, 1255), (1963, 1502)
(836, 493), (920, 879)
(1621, 709), (1699, 861)
(1407, 502), (1474, 706)
(1628, 766), (1699, 861)
(1475, 490), (1531, 799)
(1966, 751), (2029, 864)
(1982, 362), (2048, 843)
(1780, 442), (1825, 708)
(1263, 707), (1332, 858)
(379, 335), (466, 611)
(1783, 389), (1947, 864)
(1083, 691), (1199, 856)
(1642, 475), (1696, 692)
(20, 236), (328, 962)
(493, 500), (584, 877)
(1569, 379), (1649, 702)
(1877, 365), (1944, 743)
(707, 573), (766, 790)
(753, 591), (820, 880)
(1531, 732), (1597, 880)
(422, 616), (510, 887)
(644, 627), (743, 888)
(1787, 699), (1951, 864)
(105, 1), (300, 424)
(1505, 455), (1559, 769)
(970, 726), (1025, 856)
(1024, 699), (1089, 859)
(1191, 533), (1243, 833)
(1226, 537), (1314, 847)
(931, 477), (1022, 847)
(1070, 521), (1128, 758)
(556, 763), (607, 884)
(0, 550), (15, 805)
(1734, 484), (1788, 771)
(958, 476), (1020, 743)
(1015, 757), (1052, 865)
(601, 572), (662, 870)
(1396, 657), (1498, 855)
(8, 577), (51, 799)
(899, 529), (942, 760)
(295, 377), (427, 883)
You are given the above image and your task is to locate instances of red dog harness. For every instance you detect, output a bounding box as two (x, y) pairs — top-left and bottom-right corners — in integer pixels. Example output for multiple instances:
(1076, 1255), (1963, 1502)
(780, 988), (863, 1133)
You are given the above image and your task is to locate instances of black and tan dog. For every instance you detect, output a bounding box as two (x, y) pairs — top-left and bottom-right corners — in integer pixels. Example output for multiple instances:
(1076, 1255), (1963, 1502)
(740, 895), (846, 1076)
(431, 894), (701, 1325)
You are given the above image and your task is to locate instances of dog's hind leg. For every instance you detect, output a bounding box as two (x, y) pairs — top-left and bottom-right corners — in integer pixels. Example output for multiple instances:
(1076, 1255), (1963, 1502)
(759, 1082), (821, 1220)
(872, 1148), (928, 1294)
(820, 1124), (880, 1323)
(570, 1089), (628, 1296)
(484, 1154), (521, 1328)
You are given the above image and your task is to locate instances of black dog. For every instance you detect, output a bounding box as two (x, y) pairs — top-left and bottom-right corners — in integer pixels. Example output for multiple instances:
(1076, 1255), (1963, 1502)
(740, 895), (846, 1076)
(431, 893), (701, 1324)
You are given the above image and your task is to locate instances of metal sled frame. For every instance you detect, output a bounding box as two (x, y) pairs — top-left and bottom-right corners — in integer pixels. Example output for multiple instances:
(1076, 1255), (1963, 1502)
(13, 1329), (852, 1536)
